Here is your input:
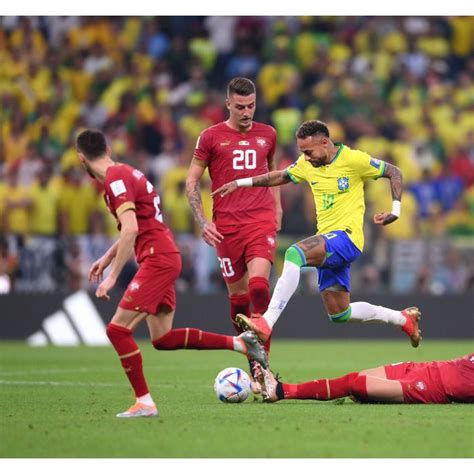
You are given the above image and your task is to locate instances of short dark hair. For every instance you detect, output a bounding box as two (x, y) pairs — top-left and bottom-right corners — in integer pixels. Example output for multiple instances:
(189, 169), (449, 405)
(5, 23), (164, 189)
(76, 129), (107, 160)
(296, 120), (330, 140)
(227, 77), (256, 97)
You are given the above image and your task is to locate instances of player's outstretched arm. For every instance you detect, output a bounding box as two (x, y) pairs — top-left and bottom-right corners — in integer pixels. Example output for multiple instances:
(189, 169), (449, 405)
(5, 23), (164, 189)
(186, 160), (223, 247)
(373, 163), (403, 226)
(95, 211), (137, 300)
(211, 170), (292, 198)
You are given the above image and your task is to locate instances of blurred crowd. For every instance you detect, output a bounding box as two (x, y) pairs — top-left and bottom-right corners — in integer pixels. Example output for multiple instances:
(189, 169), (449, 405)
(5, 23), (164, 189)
(0, 16), (473, 295)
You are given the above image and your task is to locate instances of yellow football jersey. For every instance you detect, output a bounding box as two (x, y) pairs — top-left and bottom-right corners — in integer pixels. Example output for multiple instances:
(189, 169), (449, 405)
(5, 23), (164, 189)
(286, 144), (385, 251)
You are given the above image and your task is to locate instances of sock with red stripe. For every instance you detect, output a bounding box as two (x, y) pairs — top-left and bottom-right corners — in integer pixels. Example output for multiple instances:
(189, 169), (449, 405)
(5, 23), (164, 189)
(152, 328), (235, 351)
(106, 323), (149, 398)
(229, 293), (250, 334)
(248, 276), (272, 355)
(281, 372), (360, 400)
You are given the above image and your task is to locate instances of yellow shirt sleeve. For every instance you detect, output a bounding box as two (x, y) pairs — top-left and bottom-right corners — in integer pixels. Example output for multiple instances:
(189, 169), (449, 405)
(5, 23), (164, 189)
(286, 155), (308, 184)
(352, 150), (386, 180)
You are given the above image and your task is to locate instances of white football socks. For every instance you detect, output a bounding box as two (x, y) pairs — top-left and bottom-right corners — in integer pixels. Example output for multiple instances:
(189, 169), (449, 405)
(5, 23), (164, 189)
(137, 393), (155, 406)
(233, 337), (245, 353)
(263, 260), (301, 328)
(349, 302), (406, 326)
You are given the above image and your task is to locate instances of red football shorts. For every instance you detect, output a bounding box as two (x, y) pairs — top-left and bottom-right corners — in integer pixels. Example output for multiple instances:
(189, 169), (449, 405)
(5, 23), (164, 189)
(215, 222), (277, 284)
(119, 252), (182, 315)
(385, 361), (450, 404)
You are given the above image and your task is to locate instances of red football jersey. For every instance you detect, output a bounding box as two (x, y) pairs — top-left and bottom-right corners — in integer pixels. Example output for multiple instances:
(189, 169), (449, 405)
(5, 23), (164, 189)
(103, 163), (178, 261)
(193, 121), (277, 228)
(435, 353), (474, 403)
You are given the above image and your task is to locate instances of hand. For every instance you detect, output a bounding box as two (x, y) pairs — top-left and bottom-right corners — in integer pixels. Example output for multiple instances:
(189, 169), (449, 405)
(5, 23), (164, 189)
(88, 255), (112, 284)
(211, 181), (238, 198)
(200, 220), (224, 247)
(373, 212), (399, 226)
(95, 274), (117, 301)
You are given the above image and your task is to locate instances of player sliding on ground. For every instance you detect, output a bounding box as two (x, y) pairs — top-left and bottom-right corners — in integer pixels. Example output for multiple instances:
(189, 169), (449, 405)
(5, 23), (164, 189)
(212, 120), (421, 347)
(259, 353), (474, 404)
(76, 130), (267, 418)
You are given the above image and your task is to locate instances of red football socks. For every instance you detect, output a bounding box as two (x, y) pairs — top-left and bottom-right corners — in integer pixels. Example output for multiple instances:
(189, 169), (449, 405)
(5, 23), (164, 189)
(152, 328), (234, 351)
(248, 277), (272, 355)
(249, 277), (270, 313)
(229, 293), (250, 334)
(281, 372), (360, 400)
(106, 323), (149, 398)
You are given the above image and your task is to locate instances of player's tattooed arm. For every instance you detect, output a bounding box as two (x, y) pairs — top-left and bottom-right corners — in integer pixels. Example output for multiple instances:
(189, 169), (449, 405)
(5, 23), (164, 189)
(186, 161), (224, 246)
(212, 170), (291, 198)
(252, 170), (293, 187)
(382, 162), (403, 201)
(374, 162), (403, 226)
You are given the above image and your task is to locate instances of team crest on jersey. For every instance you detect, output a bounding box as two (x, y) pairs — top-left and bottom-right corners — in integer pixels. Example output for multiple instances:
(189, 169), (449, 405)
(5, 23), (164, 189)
(238, 140), (249, 146)
(415, 381), (426, 391)
(370, 158), (381, 169)
(130, 281), (140, 291)
(337, 177), (349, 192)
(257, 138), (267, 147)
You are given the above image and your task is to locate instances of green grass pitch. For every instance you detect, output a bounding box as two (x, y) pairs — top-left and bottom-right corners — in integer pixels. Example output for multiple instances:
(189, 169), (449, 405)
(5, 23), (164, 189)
(1, 340), (472, 458)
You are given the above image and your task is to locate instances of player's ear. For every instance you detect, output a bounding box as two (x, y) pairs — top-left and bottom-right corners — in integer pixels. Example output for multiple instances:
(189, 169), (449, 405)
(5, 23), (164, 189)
(106, 145), (112, 156)
(225, 97), (231, 111)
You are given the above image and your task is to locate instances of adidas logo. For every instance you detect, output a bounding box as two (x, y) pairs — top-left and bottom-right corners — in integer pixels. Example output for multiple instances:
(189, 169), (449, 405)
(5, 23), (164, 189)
(27, 291), (109, 347)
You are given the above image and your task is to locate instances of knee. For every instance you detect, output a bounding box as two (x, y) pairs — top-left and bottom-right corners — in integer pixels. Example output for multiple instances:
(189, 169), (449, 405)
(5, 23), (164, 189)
(285, 245), (305, 267)
(106, 323), (131, 342)
(328, 306), (352, 323)
(248, 276), (269, 293)
(349, 375), (369, 402)
(151, 329), (173, 350)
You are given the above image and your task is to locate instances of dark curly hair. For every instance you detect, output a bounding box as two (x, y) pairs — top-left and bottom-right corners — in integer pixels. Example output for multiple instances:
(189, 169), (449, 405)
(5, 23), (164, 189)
(296, 120), (330, 140)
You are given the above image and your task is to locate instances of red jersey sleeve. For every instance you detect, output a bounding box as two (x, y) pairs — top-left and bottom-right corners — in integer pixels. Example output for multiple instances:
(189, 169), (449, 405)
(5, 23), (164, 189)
(104, 168), (137, 217)
(193, 129), (213, 164)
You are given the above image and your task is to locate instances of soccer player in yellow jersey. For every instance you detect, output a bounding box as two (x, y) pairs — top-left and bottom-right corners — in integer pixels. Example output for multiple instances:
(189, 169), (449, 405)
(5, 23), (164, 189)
(212, 120), (421, 348)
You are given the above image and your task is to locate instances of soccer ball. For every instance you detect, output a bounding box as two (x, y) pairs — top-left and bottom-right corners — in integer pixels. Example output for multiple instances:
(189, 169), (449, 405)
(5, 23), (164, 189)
(214, 367), (251, 403)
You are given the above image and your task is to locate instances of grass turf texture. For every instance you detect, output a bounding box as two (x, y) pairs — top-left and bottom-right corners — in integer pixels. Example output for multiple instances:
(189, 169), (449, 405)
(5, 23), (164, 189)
(1, 340), (472, 458)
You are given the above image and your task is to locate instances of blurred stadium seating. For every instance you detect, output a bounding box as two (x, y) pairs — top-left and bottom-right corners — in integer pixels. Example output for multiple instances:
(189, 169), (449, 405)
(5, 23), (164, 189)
(0, 16), (473, 296)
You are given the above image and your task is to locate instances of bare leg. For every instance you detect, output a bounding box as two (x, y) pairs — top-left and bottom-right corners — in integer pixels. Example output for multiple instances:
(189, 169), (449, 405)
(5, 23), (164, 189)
(246, 257), (271, 280)
(364, 376), (404, 403)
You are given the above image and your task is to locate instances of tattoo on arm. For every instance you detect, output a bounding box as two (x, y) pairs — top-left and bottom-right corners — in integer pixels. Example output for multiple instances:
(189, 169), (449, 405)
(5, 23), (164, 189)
(297, 235), (324, 253)
(252, 170), (292, 187)
(186, 181), (207, 228)
(382, 163), (403, 201)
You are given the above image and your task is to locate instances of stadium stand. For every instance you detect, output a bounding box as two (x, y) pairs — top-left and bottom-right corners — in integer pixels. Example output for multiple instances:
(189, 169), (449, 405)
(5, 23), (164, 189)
(0, 16), (473, 295)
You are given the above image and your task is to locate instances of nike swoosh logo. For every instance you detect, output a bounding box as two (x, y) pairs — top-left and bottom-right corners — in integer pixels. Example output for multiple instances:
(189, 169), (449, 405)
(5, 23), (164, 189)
(311, 181), (318, 185)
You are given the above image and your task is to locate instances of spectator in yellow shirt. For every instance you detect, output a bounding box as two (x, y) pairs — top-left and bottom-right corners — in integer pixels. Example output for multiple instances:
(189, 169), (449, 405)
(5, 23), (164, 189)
(1, 166), (32, 236)
(30, 166), (59, 236)
(58, 167), (96, 236)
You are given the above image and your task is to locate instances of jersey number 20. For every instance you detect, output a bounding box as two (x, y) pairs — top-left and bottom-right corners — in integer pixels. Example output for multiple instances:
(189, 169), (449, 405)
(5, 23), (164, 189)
(233, 149), (256, 170)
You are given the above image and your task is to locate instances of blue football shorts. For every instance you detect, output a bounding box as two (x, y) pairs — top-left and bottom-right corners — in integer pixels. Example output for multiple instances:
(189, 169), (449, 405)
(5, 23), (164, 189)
(316, 230), (361, 292)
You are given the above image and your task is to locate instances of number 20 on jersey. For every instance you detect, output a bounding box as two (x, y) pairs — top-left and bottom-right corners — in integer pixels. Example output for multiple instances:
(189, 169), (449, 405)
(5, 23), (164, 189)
(233, 149), (256, 170)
